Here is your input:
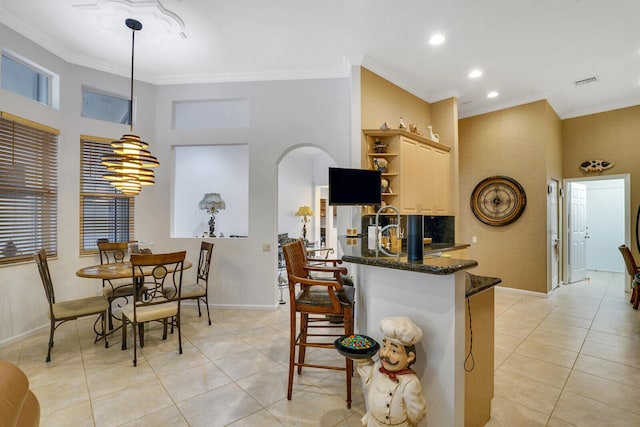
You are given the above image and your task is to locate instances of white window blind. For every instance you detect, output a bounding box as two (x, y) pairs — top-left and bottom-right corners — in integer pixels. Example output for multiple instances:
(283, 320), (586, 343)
(80, 136), (134, 254)
(0, 112), (58, 264)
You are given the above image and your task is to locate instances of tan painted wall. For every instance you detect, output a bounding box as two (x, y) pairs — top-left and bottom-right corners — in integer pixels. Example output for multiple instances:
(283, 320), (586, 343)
(361, 68), (432, 131)
(563, 105), (640, 261)
(432, 98), (460, 217)
(458, 100), (562, 292)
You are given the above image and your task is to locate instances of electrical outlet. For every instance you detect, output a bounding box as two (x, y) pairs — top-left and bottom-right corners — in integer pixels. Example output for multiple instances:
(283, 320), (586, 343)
(262, 244), (271, 252)
(472, 236), (478, 243)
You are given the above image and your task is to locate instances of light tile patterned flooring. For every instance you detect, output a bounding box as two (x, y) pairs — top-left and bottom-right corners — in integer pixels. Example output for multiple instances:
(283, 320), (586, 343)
(1, 270), (639, 426)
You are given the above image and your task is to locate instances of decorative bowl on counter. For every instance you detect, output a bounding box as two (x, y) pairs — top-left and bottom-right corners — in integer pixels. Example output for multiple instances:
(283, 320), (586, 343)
(334, 334), (380, 359)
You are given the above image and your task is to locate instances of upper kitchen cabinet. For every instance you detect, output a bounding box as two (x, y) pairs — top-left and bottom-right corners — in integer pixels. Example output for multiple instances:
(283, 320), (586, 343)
(363, 129), (451, 215)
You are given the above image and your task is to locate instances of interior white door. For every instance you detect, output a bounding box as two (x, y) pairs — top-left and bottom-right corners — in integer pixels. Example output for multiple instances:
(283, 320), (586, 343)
(549, 179), (560, 290)
(568, 182), (588, 283)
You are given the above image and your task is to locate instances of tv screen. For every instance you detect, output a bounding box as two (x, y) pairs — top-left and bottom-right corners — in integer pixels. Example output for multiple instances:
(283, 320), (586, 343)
(328, 167), (382, 206)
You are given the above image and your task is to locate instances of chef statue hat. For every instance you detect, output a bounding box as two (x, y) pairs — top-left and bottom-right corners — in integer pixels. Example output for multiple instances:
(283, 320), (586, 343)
(379, 316), (423, 346)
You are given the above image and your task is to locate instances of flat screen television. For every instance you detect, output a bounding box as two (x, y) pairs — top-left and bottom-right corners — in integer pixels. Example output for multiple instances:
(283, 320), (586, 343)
(328, 167), (382, 206)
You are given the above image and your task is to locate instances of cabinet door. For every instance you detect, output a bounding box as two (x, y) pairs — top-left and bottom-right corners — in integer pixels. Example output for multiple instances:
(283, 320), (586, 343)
(432, 148), (450, 214)
(399, 137), (422, 214)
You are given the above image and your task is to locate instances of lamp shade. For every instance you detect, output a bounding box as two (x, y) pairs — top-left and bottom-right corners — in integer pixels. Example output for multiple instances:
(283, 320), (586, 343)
(199, 193), (226, 213)
(295, 206), (314, 217)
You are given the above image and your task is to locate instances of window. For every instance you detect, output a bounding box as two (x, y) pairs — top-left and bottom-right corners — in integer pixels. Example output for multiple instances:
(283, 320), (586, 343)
(0, 112), (58, 264)
(1, 53), (51, 106)
(80, 136), (134, 254)
(81, 87), (130, 124)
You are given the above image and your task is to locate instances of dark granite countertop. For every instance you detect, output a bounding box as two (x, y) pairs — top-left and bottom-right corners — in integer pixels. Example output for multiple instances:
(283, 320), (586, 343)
(465, 273), (502, 298)
(339, 236), (477, 275)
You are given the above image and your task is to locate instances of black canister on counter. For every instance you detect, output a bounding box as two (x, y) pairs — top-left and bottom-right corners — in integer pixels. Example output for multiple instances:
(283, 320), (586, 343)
(407, 214), (424, 261)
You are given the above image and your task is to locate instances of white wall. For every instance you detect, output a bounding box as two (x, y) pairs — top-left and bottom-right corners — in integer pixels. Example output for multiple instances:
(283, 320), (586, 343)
(277, 147), (336, 244)
(173, 144), (249, 238)
(585, 179), (625, 272)
(0, 22), (353, 343)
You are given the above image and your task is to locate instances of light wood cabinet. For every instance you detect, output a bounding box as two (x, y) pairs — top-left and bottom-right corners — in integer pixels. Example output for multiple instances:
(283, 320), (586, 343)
(363, 129), (451, 215)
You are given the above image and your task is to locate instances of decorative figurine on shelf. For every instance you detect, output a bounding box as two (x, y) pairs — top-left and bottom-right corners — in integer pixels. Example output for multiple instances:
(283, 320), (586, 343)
(409, 124), (423, 136)
(374, 139), (388, 153)
(427, 125), (440, 142)
(199, 193), (226, 237)
(372, 157), (388, 173)
(355, 316), (427, 427)
(380, 121), (391, 130)
(381, 178), (389, 193)
(399, 117), (407, 129)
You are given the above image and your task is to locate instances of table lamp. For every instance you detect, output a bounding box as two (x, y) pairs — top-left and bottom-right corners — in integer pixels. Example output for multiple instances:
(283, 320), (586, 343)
(295, 205), (314, 242)
(199, 193), (226, 237)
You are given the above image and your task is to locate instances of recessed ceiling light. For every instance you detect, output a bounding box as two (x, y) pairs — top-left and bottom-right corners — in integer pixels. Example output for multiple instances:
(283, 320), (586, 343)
(468, 69), (483, 79)
(429, 34), (445, 45)
(487, 91), (499, 98)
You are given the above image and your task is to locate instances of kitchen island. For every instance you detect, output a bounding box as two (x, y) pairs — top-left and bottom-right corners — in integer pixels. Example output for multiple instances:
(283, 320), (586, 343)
(340, 237), (499, 427)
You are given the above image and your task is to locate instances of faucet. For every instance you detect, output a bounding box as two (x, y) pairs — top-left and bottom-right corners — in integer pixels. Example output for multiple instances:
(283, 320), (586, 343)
(375, 205), (401, 256)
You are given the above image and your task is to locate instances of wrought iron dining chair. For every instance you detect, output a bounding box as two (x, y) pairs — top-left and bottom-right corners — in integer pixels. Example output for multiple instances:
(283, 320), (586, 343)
(164, 241), (214, 325)
(34, 249), (109, 362)
(121, 251), (186, 367)
(618, 244), (640, 309)
(281, 240), (355, 408)
(98, 241), (138, 330)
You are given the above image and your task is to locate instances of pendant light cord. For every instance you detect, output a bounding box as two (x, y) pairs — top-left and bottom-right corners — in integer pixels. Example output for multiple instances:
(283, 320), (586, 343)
(129, 26), (135, 132)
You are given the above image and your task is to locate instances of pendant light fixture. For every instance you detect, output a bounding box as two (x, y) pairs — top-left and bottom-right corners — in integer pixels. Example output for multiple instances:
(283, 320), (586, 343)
(102, 18), (159, 196)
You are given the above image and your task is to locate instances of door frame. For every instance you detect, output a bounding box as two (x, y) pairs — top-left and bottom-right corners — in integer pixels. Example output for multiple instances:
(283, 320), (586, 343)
(548, 178), (561, 291)
(562, 174), (630, 286)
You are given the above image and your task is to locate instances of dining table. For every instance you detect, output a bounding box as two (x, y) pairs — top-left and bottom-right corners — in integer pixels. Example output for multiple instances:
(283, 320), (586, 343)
(76, 260), (192, 281)
(76, 259), (192, 336)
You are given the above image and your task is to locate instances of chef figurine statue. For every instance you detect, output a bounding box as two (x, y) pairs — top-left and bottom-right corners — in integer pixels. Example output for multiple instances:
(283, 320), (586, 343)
(356, 316), (427, 427)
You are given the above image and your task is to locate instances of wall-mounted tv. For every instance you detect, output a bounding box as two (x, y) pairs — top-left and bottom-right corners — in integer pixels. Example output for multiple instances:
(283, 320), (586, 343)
(328, 167), (382, 206)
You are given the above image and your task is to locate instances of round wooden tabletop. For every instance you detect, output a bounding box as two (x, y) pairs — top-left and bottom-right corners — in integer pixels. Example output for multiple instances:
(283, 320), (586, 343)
(76, 260), (192, 279)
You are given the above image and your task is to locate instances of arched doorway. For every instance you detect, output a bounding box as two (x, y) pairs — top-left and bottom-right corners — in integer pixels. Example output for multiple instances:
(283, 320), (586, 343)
(277, 146), (338, 248)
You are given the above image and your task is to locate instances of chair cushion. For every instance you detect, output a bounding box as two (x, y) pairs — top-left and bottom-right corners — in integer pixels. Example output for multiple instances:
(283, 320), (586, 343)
(121, 301), (178, 323)
(164, 283), (206, 300)
(51, 296), (108, 320)
(102, 283), (136, 298)
(296, 285), (354, 308)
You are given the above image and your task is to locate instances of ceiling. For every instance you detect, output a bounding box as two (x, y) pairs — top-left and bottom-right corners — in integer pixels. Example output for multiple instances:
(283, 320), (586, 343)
(1, 0), (639, 119)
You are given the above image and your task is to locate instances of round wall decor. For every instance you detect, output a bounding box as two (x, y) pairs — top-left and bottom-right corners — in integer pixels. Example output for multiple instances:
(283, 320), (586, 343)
(470, 176), (526, 226)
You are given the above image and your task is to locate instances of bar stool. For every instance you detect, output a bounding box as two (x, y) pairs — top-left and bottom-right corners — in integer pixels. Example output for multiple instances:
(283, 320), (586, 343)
(281, 240), (355, 408)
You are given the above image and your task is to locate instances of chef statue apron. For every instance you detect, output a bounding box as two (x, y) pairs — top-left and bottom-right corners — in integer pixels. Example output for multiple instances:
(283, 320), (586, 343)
(355, 316), (427, 427)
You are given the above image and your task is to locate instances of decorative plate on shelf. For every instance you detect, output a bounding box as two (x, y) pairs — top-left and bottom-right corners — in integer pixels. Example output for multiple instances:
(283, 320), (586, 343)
(334, 334), (380, 359)
(470, 176), (526, 227)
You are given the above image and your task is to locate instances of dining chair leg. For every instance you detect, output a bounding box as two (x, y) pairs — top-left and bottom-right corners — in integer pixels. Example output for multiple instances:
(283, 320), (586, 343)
(121, 317), (127, 350)
(46, 319), (55, 363)
(177, 314), (183, 354)
(204, 296), (212, 325)
(107, 303), (114, 330)
(132, 321), (138, 367)
(102, 312), (109, 349)
(138, 323), (145, 347)
(162, 319), (168, 340)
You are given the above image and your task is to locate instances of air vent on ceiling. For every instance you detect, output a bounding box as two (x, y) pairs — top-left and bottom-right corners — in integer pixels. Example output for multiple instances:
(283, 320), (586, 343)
(574, 76), (598, 87)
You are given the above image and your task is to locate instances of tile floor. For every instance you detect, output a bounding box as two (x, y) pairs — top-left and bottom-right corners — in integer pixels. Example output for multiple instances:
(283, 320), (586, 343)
(1, 270), (639, 426)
